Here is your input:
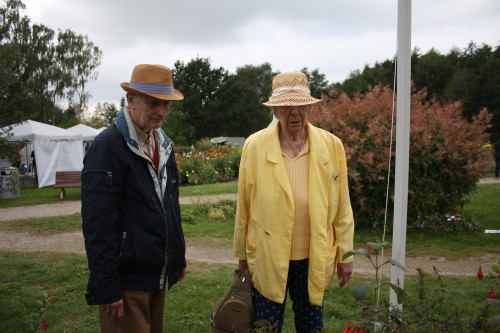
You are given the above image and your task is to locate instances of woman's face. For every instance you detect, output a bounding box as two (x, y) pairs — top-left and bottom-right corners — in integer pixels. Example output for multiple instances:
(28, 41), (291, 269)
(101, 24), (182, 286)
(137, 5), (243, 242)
(274, 105), (310, 134)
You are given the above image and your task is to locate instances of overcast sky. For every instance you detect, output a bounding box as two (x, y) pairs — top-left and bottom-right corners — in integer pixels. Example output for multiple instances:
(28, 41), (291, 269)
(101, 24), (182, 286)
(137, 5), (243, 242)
(21, 0), (500, 112)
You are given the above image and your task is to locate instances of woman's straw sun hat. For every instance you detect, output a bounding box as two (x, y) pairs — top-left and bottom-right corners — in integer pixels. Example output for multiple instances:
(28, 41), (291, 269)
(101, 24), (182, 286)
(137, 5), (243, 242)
(263, 72), (321, 107)
(120, 64), (184, 101)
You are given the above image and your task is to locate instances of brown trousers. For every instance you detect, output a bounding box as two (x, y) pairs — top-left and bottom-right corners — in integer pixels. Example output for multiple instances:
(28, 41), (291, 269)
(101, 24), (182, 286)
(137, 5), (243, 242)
(99, 289), (166, 333)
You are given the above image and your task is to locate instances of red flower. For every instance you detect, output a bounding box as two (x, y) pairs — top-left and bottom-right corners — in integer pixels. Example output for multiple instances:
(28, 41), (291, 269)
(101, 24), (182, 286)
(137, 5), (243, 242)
(489, 287), (497, 299)
(477, 266), (483, 280)
(42, 321), (49, 331)
(367, 246), (372, 253)
(344, 323), (363, 333)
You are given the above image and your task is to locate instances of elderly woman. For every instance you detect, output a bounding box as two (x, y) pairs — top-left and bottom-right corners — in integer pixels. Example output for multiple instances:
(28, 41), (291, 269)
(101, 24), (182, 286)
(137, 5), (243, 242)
(233, 72), (355, 332)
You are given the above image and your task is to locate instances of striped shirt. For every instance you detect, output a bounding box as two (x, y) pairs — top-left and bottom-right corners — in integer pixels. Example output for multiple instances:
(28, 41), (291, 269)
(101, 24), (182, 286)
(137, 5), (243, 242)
(282, 140), (310, 260)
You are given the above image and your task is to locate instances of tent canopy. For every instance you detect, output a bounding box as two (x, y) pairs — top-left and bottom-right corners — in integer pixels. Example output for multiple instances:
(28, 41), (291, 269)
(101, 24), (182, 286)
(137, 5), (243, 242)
(2, 120), (84, 188)
(4, 119), (81, 141)
(67, 123), (101, 141)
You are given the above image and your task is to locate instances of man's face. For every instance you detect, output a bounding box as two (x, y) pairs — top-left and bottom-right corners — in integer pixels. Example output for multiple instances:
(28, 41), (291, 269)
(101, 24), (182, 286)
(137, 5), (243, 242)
(127, 94), (171, 132)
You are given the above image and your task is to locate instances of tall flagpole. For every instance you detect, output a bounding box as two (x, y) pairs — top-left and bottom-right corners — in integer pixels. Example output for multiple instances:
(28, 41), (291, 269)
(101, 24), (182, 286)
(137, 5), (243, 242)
(390, 0), (411, 308)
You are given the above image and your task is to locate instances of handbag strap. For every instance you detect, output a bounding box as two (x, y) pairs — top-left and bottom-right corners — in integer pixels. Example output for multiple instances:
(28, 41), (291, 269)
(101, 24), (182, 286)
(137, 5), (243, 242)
(233, 269), (252, 292)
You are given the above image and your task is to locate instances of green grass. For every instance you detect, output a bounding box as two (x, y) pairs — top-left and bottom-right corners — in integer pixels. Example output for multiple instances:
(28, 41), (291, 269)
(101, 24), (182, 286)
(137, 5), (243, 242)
(0, 186), (81, 208)
(0, 214), (81, 233)
(0, 181), (498, 331)
(463, 183), (500, 229)
(179, 181), (238, 197)
(0, 252), (495, 333)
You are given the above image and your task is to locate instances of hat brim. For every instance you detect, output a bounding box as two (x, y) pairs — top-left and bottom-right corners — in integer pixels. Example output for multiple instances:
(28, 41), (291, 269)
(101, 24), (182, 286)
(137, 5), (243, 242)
(120, 83), (184, 101)
(262, 92), (321, 107)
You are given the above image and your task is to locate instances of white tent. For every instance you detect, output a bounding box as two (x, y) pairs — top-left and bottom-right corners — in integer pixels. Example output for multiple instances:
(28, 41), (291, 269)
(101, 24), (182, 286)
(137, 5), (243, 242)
(2, 120), (84, 188)
(67, 123), (101, 141)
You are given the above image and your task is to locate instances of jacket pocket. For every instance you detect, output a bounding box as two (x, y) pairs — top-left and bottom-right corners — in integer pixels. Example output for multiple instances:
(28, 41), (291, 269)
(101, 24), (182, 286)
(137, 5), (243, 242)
(82, 170), (115, 193)
(118, 230), (137, 269)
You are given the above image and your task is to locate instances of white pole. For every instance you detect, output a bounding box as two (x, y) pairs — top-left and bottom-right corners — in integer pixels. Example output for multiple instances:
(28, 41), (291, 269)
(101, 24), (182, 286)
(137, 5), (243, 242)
(390, 0), (411, 308)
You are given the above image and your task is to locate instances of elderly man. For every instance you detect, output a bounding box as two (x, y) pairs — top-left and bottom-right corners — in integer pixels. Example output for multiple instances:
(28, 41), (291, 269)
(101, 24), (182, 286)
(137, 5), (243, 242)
(82, 64), (186, 333)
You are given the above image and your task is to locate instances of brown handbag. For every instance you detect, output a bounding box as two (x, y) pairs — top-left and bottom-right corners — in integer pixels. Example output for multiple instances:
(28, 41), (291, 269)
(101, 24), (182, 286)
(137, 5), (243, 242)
(211, 269), (255, 332)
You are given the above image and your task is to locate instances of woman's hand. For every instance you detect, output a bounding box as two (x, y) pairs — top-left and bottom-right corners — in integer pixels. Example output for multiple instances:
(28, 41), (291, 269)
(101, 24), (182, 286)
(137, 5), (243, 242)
(237, 259), (248, 273)
(337, 262), (353, 287)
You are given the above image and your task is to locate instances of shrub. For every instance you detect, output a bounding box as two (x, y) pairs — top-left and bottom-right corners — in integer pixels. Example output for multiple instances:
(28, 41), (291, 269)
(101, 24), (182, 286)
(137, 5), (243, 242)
(310, 85), (492, 228)
(184, 199), (236, 224)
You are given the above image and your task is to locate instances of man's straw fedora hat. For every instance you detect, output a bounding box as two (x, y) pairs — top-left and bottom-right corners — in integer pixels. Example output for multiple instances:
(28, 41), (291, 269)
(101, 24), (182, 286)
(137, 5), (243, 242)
(263, 72), (321, 107)
(120, 64), (184, 101)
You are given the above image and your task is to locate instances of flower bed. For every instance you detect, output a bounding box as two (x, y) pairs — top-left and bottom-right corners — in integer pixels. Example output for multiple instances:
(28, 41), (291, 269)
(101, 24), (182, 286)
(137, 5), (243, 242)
(176, 140), (241, 185)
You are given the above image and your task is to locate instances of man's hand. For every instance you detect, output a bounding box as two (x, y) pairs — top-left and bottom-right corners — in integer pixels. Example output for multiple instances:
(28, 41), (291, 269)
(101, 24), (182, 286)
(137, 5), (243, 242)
(100, 299), (124, 319)
(337, 262), (353, 287)
(178, 268), (186, 282)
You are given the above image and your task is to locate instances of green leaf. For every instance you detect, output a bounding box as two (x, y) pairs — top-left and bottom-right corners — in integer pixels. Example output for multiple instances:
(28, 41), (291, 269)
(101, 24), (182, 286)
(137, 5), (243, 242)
(367, 241), (389, 252)
(343, 248), (369, 260)
(387, 283), (406, 304)
(384, 259), (406, 271)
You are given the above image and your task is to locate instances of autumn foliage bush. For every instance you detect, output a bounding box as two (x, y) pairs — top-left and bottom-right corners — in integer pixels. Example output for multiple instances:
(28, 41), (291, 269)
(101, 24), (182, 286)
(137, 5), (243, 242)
(310, 85), (492, 228)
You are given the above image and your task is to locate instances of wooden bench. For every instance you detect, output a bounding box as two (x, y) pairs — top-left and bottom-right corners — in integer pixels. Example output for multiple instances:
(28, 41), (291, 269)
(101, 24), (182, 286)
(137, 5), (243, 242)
(53, 171), (81, 199)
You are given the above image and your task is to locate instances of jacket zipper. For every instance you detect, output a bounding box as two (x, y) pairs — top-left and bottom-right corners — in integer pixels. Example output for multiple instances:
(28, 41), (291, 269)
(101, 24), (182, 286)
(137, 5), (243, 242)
(118, 231), (126, 258)
(159, 165), (171, 289)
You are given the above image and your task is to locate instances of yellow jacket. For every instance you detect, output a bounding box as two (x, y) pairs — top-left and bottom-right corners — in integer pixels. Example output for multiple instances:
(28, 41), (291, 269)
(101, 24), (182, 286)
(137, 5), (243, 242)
(233, 122), (354, 306)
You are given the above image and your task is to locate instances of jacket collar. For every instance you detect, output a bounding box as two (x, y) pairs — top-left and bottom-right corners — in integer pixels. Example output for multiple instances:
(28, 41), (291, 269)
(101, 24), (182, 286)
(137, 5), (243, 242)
(266, 121), (329, 166)
(115, 108), (172, 152)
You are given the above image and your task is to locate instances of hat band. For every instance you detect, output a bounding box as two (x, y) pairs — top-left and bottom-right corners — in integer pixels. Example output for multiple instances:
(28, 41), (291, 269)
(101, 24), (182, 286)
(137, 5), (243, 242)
(271, 86), (310, 98)
(129, 81), (175, 94)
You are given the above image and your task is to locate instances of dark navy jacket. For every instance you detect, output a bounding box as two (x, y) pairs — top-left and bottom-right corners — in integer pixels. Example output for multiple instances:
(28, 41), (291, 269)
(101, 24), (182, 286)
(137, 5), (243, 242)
(82, 109), (186, 305)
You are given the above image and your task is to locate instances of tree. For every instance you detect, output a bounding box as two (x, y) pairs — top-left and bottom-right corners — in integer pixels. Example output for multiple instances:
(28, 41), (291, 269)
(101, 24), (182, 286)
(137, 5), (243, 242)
(0, 0), (103, 128)
(55, 29), (102, 118)
(301, 67), (329, 98)
(339, 58), (395, 97)
(29, 23), (56, 123)
(336, 41), (500, 142)
(85, 102), (118, 128)
(446, 43), (500, 141)
(169, 57), (228, 142)
(413, 48), (455, 101)
(218, 63), (274, 137)
(0, 0), (34, 127)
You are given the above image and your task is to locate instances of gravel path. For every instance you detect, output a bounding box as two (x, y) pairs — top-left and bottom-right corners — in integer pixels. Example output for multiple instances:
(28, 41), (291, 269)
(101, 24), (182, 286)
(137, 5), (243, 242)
(0, 184), (498, 277)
